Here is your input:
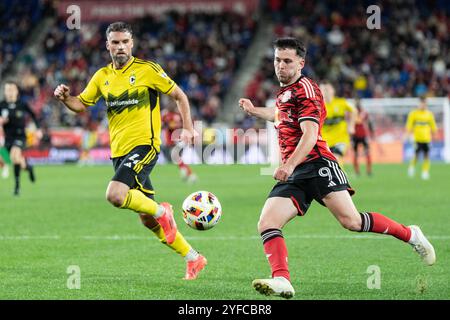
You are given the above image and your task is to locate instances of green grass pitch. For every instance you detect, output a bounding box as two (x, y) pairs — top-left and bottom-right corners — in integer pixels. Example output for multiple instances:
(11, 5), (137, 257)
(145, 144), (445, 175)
(0, 163), (449, 300)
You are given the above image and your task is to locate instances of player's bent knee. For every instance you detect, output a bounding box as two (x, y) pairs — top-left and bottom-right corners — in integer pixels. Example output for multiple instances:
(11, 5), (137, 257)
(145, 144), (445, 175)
(339, 216), (361, 231)
(106, 189), (126, 207)
(257, 217), (280, 234)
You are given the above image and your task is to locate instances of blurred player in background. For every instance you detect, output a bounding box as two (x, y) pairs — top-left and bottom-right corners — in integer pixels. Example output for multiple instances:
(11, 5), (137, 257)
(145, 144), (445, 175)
(0, 81), (41, 195)
(406, 97), (437, 180)
(161, 104), (197, 183)
(78, 120), (98, 166)
(54, 22), (206, 280)
(240, 37), (435, 299)
(352, 98), (374, 176)
(320, 81), (356, 167)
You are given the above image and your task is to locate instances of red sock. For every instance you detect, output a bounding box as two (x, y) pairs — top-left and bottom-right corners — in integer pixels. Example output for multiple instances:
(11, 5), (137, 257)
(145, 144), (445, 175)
(366, 153), (372, 174)
(178, 160), (192, 175)
(353, 155), (360, 175)
(261, 229), (290, 281)
(360, 212), (411, 242)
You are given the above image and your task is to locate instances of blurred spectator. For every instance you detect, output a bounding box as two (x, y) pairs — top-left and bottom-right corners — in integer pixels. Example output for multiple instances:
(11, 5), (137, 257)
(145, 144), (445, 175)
(256, 0), (449, 104)
(0, 0), (54, 79)
(200, 95), (220, 125)
(17, 10), (257, 130)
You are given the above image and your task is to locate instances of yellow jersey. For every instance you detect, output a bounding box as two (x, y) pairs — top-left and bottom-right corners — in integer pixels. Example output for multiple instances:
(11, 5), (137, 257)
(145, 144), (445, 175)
(406, 109), (437, 143)
(322, 97), (355, 147)
(78, 57), (176, 157)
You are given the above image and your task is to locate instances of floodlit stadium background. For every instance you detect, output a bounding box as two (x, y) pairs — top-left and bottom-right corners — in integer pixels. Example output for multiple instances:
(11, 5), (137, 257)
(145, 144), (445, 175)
(0, 0), (448, 165)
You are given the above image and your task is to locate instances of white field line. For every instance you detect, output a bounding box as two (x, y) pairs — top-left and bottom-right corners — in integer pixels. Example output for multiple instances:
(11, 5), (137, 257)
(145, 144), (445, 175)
(0, 234), (449, 241)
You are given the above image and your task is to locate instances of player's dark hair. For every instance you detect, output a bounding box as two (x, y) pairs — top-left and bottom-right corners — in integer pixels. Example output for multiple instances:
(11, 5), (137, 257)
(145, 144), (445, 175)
(273, 37), (307, 58)
(106, 21), (133, 38)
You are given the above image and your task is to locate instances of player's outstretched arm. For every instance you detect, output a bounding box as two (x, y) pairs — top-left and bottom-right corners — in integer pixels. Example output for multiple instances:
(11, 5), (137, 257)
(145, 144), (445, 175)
(54, 84), (88, 113)
(239, 98), (275, 122)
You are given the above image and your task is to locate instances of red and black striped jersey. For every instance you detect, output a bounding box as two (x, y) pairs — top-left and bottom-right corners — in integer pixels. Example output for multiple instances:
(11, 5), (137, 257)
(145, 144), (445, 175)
(274, 75), (337, 164)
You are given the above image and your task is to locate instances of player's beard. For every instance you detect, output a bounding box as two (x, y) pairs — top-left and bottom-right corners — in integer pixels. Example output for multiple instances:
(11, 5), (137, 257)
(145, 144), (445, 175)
(276, 71), (295, 86)
(112, 52), (130, 68)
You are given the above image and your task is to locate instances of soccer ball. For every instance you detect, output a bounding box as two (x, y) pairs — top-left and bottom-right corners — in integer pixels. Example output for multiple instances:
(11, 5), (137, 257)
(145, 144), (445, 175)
(182, 191), (222, 230)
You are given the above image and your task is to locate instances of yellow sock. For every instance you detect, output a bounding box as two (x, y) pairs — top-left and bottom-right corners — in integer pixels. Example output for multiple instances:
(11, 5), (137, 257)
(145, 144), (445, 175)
(150, 225), (191, 257)
(410, 157), (417, 167)
(121, 189), (158, 215)
(422, 159), (430, 173)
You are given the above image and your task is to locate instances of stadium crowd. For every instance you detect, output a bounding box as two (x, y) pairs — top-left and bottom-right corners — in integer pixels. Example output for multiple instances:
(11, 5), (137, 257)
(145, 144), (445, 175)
(13, 8), (257, 131)
(4, 0), (449, 135)
(0, 0), (54, 79)
(246, 0), (449, 113)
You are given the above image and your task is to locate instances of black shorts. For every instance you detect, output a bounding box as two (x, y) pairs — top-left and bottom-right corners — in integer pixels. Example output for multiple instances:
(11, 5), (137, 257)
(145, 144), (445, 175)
(111, 145), (159, 199)
(352, 136), (369, 152)
(268, 158), (355, 216)
(415, 142), (430, 154)
(5, 136), (26, 152)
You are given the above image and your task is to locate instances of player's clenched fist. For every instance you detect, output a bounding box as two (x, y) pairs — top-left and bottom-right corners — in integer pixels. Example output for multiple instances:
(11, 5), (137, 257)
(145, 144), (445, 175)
(273, 163), (295, 182)
(54, 84), (70, 101)
(239, 98), (256, 115)
(179, 128), (199, 145)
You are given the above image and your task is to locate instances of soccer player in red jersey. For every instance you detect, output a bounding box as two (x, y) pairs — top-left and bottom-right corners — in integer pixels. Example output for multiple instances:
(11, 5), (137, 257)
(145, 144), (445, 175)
(352, 98), (374, 176)
(239, 38), (435, 299)
(161, 104), (197, 183)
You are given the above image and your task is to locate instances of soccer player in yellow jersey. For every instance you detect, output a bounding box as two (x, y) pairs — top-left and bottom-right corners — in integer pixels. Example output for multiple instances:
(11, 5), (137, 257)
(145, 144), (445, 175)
(320, 82), (356, 167)
(406, 97), (437, 180)
(54, 22), (206, 280)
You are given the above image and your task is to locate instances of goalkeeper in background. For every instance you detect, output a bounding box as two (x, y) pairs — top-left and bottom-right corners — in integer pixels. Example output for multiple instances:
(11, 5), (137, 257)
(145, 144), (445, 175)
(406, 96), (437, 180)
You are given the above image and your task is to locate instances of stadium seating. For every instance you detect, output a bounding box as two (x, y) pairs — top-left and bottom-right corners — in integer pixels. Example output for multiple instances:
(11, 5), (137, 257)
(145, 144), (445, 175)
(16, 10), (257, 129)
(247, 0), (449, 106)
(0, 0), (53, 79)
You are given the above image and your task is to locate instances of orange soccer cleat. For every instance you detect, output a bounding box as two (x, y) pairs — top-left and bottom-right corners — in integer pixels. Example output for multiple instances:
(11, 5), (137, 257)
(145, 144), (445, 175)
(156, 202), (177, 245)
(184, 254), (207, 280)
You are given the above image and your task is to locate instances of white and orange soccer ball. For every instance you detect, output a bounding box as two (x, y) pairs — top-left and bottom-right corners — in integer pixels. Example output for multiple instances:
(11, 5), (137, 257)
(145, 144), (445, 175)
(182, 191), (222, 230)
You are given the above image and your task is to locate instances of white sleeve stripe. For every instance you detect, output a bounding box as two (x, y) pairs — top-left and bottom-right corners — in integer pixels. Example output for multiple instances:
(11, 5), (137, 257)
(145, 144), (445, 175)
(300, 81), (311, 98)
(304, 78), (316, 97)
(299, 79), (310, 98)
(302, 78), (313, 98)
(300, 78), (315, 98)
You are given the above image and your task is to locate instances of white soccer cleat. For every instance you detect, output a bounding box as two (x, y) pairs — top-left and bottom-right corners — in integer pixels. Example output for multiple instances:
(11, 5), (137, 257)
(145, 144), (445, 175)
(408, 225), (436, 266)
(252, 276), (295, 299)
(408, 166), (415, 178)
(421, 171), (430, 180)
